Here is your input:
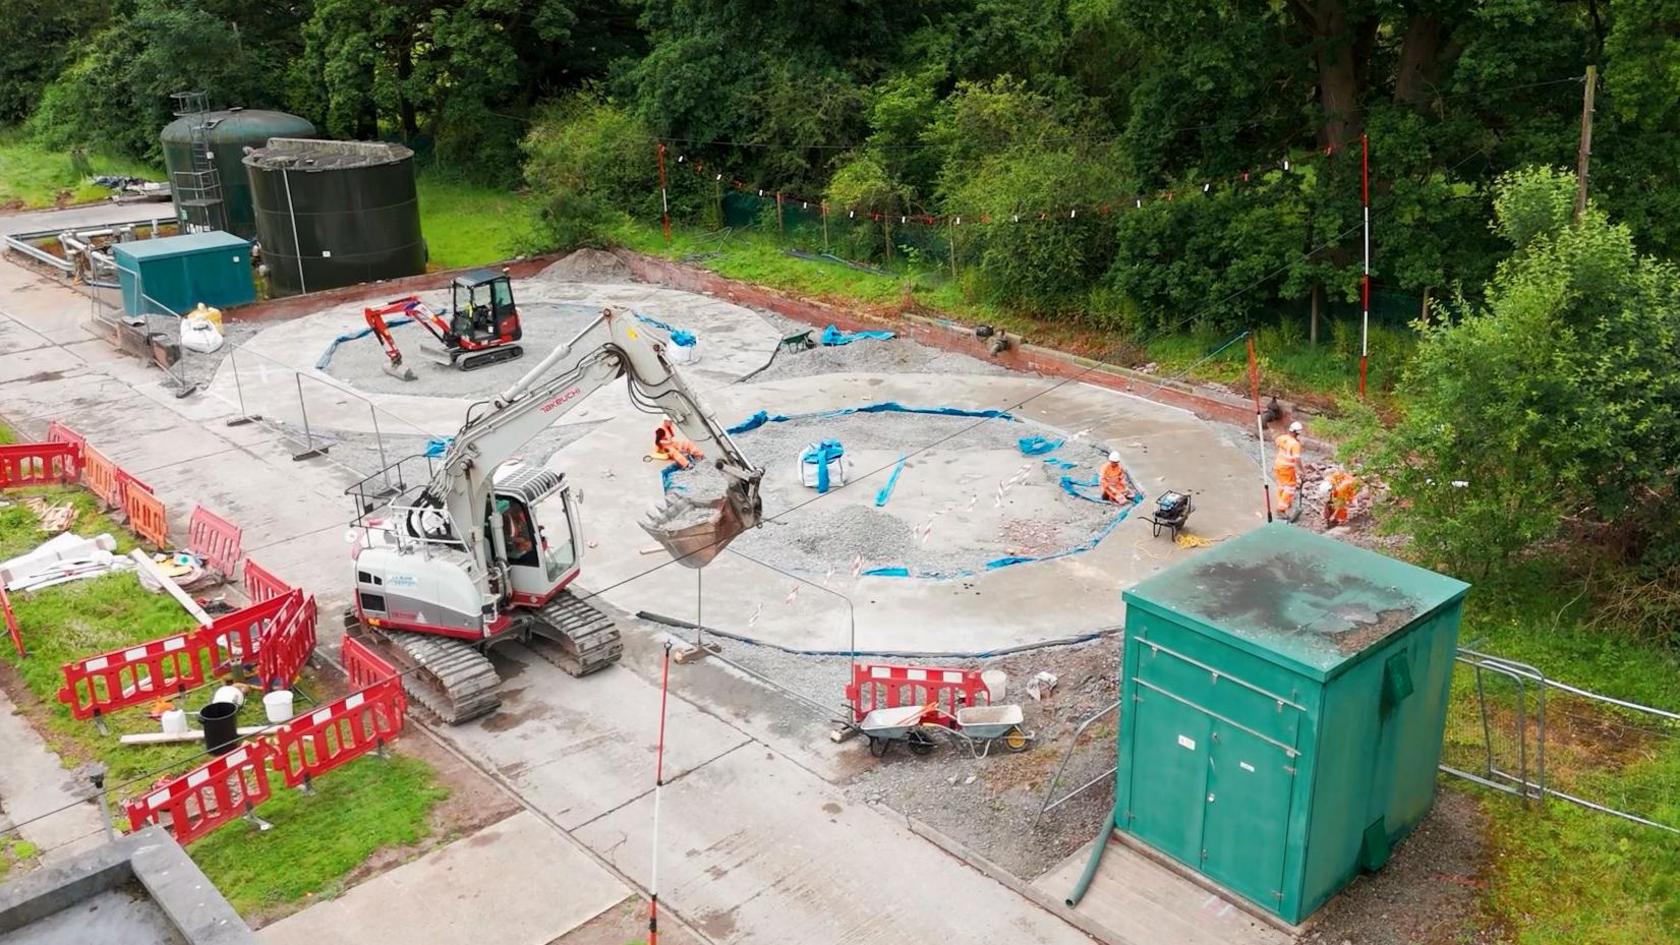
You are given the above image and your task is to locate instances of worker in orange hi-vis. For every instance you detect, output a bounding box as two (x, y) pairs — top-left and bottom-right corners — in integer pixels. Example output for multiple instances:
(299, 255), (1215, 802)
(1273, 420), (1305, 522)
(1324, 467), (1359, 525)
(1099, 451), (1134, 503)
(652, 419), (704, 470)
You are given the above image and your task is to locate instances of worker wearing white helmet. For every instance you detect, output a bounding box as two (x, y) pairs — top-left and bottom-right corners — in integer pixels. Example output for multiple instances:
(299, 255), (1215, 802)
(1099, 450), (1134, 504)
(1274, 420), (1305, 521)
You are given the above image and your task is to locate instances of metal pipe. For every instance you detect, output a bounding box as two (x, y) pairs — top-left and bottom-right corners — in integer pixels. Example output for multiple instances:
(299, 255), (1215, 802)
(1065, 819), (1115, 907)
(282, 166), (306, 294)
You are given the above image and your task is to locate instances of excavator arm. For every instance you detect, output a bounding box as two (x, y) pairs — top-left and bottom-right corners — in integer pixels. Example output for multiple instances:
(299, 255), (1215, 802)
(364, 296), (459, 381)
(422, 307), (762, 573)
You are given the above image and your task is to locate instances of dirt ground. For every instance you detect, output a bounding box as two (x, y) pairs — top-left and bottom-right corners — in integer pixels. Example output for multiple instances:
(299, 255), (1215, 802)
(1303, 789), (1496, 945)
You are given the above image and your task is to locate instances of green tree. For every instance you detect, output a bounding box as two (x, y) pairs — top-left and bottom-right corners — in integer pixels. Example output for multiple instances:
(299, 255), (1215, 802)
(1360, 167), (1680, 574)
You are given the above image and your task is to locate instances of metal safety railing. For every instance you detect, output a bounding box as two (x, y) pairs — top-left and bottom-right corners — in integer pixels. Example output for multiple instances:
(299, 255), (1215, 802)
(1441, 646), (1680, 835)
(1035, 699), (1120, 825)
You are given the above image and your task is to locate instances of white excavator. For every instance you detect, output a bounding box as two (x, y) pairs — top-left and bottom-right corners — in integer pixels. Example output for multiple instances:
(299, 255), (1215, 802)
(343, 307), (763, 722)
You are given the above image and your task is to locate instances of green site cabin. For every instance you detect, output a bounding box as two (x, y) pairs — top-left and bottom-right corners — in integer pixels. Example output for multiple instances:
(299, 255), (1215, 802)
(1114, 522), (1470, 925)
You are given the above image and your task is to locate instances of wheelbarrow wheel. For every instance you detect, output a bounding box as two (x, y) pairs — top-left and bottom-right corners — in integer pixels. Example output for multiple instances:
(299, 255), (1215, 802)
(906, 728), (936, 756)
(868, 735), (890, 758)
(1002, 726), (1031, 753)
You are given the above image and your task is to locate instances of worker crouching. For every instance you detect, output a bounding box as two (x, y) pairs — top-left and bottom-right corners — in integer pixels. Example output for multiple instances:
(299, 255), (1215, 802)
(1100, 451), (1136, 504)
(1274, 420), (1304, 522)
(1323, 467), (1359, 525)
(652, 419), (704, 469)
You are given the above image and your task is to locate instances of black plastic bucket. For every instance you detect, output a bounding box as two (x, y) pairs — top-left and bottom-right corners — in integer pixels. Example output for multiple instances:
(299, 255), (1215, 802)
(199, 701), (240, 755)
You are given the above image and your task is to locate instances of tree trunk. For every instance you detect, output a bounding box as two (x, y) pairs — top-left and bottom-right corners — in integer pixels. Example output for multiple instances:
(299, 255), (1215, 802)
(1310, 282), (1321, 344)
(1306, 0), (1365, 153)
(396, 43), (419, 141)
(1393, 15), (1442, 107)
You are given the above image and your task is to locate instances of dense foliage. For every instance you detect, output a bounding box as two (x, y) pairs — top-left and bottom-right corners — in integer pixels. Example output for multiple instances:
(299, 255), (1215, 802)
(3, 0), (1673, 331)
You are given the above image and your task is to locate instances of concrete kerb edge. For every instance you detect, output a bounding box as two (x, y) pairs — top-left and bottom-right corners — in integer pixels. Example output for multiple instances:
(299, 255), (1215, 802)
(902, 815), (1113, 945)
(636, 610), (1123, 660)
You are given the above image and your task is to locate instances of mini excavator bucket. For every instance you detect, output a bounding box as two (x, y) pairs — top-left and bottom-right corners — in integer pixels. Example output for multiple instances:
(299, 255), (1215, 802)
(640, 478), (760, 568)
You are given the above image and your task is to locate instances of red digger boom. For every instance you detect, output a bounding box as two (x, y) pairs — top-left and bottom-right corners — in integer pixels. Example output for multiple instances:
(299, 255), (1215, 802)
(364, 269), (525, 380)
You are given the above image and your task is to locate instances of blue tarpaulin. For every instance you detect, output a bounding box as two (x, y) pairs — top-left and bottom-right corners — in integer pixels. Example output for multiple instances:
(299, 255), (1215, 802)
(315, 315), (415, 370)
(874, 455), (907, 507)
(424, 436), (453, 458)
(727, 402), (1016, 436)
(635, 312), (697, 347)
(1017, 436), (1064, 456)
(660, 462), (686, 494)
(821, 324), (895, 346)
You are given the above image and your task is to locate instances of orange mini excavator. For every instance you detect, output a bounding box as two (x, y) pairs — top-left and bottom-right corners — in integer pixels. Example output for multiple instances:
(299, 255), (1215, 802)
(364, 269), (525, 380)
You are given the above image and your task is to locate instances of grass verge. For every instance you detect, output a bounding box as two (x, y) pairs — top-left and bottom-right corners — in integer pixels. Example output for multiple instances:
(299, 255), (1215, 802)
(0, 132), (160, 209)
(188, 754), (447, 918)
(0, 475), (447, 917)
(417, 173), (541, 270)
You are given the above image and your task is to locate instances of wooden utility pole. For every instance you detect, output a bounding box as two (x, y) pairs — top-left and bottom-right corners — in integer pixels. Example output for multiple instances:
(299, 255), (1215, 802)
(1575, 65), (1597, 223)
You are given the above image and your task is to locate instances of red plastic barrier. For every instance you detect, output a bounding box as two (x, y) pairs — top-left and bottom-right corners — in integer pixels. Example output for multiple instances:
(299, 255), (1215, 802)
(0, 442), (80, 488)
(81, 446), (122, 509)
(186, 505), (242, 577)
(56, 629), (215, 721)
(343, 635), (397, 691)
(845, 662), (992, 724)
(256, 592), (316, 690)
(122, 477), (169, 548)
(206, 591), (297, 673)
(243, 559), (291, 603)
(124, 742), (275, 845)
(44, 421), (85, 462)
(1, 585), (22, 659)
(272, 677), (407, 789)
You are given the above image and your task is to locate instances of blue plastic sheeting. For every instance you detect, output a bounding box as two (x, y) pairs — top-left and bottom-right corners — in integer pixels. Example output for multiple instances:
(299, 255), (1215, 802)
(1044, 458), (1077, 470)
(820, 324), (895, 346)
(424, 436), (453, 458)
(862, 566), (911, 578)
(726, 402), (1016, 436)
(660, 462), (686, 494)
(1017, 436), (1064, 456)
(801, 440), (845, 493)
(634, 312), (697, 347)
(874, 455), (907, 507)
(315, 315), (415, 370)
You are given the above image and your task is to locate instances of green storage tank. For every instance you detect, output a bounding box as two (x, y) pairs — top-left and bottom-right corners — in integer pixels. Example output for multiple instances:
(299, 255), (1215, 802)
(1114, 522), (1469, 925)
(112, 231), (255, 317)
(160, 107), (318, 239)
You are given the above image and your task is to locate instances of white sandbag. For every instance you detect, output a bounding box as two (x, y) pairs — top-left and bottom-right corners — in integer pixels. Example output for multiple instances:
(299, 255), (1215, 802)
(179, 315), (224, 353)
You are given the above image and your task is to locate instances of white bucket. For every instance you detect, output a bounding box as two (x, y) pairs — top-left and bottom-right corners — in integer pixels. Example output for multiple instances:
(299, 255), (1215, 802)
(212, 684), (245, 708)
(159, 708), (189, 735)
(262, 690), (295, 724)
(981, 670), (1008, 703)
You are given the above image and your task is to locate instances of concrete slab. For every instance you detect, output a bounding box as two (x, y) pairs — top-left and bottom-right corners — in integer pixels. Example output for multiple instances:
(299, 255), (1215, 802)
(207, 281), (781, 438)
(0, 203), (167, 237)
(1034, 834), (1290, 945)
(0, 688), (103, 864)
(0, 264), (99, 346)
(443, 645), (751, 830)
(0, 343), (85, 385)
(543, 372), (1262, 654)
(258, 811), (628, 945)
(572, 746), (1094, 945)
(0, 314), (52, 356)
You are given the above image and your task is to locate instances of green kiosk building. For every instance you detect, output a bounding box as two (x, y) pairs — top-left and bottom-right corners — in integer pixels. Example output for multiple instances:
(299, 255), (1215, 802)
(1115, 522), (1469, 924)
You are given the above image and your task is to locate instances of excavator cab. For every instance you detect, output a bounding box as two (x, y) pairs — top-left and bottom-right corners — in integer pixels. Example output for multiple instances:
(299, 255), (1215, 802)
(488, 463), (580, 604)
(449, 271), (522, 347)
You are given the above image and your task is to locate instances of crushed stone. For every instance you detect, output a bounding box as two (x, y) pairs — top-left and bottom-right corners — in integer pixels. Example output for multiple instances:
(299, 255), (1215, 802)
(750, 310), (1014, 381)
(535, 248), (634, 284)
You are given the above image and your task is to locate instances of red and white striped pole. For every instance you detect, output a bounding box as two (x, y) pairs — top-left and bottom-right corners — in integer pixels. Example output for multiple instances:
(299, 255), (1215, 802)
(657, 143), (672, 245)
(1359, 132), (1370, 398)
(1248, 333), (1274, 523)
(648, 641), (672, 945)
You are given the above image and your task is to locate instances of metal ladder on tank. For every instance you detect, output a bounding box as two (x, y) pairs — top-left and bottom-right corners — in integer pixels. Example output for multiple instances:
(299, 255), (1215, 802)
(169, 91), (226, 233)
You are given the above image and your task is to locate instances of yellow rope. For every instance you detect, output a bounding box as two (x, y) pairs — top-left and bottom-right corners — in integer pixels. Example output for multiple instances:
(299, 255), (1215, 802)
(1174, 533), (1216, 549)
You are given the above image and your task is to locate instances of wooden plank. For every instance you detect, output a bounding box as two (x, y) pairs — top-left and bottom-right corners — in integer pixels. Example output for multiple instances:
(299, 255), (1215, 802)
(130, 549), (214, 627)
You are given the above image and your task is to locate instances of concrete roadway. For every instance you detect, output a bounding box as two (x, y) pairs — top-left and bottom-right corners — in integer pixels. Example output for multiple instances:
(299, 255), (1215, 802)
(0, 253), (1109, 942)
(0, 201), (173, 236)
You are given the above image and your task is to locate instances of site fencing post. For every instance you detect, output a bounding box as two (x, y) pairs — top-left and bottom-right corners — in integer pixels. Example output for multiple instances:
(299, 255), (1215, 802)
(226, 345), (262, 426)
(291, 373), (329, 461)
(367, 402), (396, 496)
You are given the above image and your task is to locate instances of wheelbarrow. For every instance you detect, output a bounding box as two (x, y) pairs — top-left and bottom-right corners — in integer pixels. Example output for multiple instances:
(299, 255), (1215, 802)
(856, 703), (1034, 758)
(858, 703), (941, 757)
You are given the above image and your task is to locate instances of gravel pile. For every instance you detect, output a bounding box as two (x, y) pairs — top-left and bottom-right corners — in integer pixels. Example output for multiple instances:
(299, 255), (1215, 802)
(534, 248), (633, 283)
(751, 311), (1013, 381)
(323, 301), (609, 397)
(149, 318), (263, 392)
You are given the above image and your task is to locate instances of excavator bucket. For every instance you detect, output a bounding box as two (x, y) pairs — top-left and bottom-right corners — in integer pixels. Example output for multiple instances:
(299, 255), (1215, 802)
(384, 362), (418, 382)
(640, 492), (748, 568)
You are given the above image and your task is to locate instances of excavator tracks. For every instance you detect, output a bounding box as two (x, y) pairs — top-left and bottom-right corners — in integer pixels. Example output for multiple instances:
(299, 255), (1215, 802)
(525, 591), (622, 677)
(369, 628), (503, 725)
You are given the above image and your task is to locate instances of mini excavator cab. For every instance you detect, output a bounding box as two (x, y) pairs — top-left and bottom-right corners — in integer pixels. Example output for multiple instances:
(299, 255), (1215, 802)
(449, 270), (522, 347)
